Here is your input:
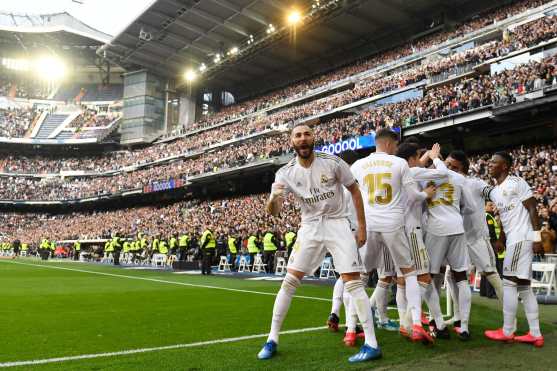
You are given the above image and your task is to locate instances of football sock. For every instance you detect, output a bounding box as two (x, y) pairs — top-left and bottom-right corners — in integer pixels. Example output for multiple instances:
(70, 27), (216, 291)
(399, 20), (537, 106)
(371, 280), (390, 323)
(345, 280), (378, 348)
(456, 279), (471, 333)
(518, 285), (542, 337)
(420, 281), (446, 330)
(396, 284), (408, 329)
(343, 290), (357, 332)
(331, 277), (344, 316)
(404, 274), (422, 325)
(486, 273), (504, 307)
(268, 273), (300, 343)
(503, 279), (518, 337)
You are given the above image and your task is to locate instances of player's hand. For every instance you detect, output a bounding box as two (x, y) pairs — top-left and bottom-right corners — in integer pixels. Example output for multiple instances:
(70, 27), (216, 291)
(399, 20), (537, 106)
(355, 225), (366, 248)
(533, 241), (544, 256)
(270, 182), (286, 201)
(429, 143), (441, 160)
(494, 240), (505, 254)
(423, 184), (437, 199)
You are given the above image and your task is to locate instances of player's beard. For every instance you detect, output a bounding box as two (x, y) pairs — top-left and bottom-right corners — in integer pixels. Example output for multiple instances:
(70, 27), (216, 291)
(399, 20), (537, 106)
(293, 141), (314, 159)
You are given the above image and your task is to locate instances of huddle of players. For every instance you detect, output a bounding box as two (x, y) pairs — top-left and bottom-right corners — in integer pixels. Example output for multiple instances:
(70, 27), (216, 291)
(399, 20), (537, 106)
(257, 125), (544, 364)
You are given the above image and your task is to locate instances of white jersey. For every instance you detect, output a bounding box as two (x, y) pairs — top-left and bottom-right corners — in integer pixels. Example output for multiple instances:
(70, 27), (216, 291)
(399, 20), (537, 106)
(351, 151), (417, 232)
(405, 161), (448, 230)
(487, 175), (534, 246)
(274, 152), (355, 223)
(424, 166), (472, 236)
(463, 177), (490, 243)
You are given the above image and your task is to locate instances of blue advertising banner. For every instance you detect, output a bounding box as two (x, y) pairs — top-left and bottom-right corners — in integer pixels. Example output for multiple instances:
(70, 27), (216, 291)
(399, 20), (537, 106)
(317, 134), (376, 155)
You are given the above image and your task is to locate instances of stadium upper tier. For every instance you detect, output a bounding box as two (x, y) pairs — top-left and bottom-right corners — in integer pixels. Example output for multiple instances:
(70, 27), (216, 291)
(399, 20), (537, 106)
(1, 51), (556, 201)
(1, 142), (555, 244)
(1, 0), (557, 202)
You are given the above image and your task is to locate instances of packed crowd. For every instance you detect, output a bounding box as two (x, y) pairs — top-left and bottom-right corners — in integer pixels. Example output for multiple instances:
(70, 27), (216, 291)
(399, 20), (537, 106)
(0, 73), (50, 100)
(0, 107), (35, 138)
(2, 142), (557, 251)
(69, 109), (115, 130)
(2, 51), (557, 200)
(181, 0), (552, 132)
(2, 10), (556, 176)
(0, 193), (301, 247)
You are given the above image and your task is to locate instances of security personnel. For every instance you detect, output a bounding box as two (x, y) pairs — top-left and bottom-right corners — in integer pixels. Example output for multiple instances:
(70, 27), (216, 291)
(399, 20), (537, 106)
(21, 242), (28, 253)
(104, 240), (114, 260)
(284, 230), (297, 257)
(50, 240), (56, 257)
(39, 238), (50, 260)
(227, 233), (239, 270)
(73, 241), (81, 261)
(247, 233), (260, 268)
(200, 228), (216, 275)
(152, 236), (160, 255)
(262, 230), (278, 272)
(169, 235), (178, 255)
(159, 239), (169, 255)
(178, 233), (189, 260)
(484, 202), (502, 298)
(111, 235), (122, 265)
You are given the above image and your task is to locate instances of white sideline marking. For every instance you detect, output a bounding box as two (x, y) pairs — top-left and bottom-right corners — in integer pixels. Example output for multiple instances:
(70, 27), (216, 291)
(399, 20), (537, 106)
(3, 260), (331, 302)
(0, 326), (327, 368)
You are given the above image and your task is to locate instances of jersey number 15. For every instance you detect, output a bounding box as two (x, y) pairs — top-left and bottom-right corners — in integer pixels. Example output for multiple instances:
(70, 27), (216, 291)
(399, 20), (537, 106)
(364, 173), (393, 205)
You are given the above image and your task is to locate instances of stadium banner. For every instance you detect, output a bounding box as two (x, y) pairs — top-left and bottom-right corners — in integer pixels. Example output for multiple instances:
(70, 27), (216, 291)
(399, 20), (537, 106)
(143, 178), (185, 193)
(317, 134), (375, 155)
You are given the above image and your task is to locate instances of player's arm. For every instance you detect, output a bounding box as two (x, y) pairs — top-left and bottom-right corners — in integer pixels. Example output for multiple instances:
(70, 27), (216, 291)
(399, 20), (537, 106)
(346, 182), (367, 247)
(402, 162), (431, 201)
(523, 197), (543, 255)
(267, 170), (288, 217)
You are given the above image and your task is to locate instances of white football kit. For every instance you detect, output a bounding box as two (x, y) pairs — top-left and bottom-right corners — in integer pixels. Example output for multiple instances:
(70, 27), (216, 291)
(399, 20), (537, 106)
(464, 177), (497, 273)
(274, 152), (362, 274)
(423, 166), (472, 274)
(486, 175), (535, 279)
(351, 152), (426, 276)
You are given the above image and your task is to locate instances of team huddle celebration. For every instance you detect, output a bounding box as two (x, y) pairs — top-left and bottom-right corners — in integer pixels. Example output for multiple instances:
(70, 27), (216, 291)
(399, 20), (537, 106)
(258, 125), (544, 363)
(1, 0), (557, 369)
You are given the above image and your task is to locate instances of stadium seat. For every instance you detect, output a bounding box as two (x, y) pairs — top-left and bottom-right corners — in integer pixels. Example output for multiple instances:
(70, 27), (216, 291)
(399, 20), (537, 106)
(166, 255), (177, 267)
(252, 254), (267, 273)
(472, 269), (481, 292)
(151, 254), (166, 268)
(531, 262), (556, 296)
(101, 253), (113, 264)
(238, 255), (250, 272)
(275, 257), (287, 276)
(319, 257), (336, 280)
(218, 256), (231, 272)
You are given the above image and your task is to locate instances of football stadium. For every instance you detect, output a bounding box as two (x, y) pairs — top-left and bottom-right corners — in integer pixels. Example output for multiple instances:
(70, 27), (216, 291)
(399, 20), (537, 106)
(1, 0), (557, 369)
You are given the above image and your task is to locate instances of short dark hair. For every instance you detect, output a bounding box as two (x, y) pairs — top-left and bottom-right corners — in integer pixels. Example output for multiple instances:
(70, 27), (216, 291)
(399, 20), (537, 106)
(494, 151), (513, 168)
(396, 142), (419, 161)
(404, 136), (421, 146)
(448, 150), (470, 173)
(375, 129), (398, 142)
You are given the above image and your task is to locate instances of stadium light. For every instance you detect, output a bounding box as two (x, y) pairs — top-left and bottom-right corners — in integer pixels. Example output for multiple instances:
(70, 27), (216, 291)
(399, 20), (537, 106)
(213, 54), (221, 63)
(287, 9), (302, 25)
(266, 24), (276, 34)
(199, 63), (207, 72)
(35, 57), (65, 80)
(228, 46), (239, 56)
(184, 69), (197, 82)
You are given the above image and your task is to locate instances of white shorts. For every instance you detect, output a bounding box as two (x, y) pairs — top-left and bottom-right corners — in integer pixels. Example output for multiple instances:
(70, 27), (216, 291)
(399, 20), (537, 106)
(467, 237), (497, 274)
(503, 240), (533, 280)
(287, 218), (362, 275)
(425, 233), (470, 274)
(407, 227), (430, 276)
(364, 227), (414, 274)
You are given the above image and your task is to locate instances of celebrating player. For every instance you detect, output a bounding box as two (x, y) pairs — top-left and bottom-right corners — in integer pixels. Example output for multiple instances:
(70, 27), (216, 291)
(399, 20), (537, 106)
(258, 124), (381, 363)
(484, 152), (544, 347)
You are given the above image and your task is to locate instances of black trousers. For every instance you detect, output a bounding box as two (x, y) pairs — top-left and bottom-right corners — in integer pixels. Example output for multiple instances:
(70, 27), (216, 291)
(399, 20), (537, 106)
(263, 251), (275, 273)
(229, 253), (237, 270)
(202, 248), (213, 274)
(74, 251), (80, 261)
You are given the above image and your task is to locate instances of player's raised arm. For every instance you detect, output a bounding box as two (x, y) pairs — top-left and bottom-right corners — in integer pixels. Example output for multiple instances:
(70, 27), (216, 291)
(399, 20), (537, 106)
(266, 182), (285, 217)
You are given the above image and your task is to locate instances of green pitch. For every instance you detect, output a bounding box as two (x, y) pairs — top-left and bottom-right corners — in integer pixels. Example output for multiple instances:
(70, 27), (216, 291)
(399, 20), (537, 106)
(0, 259), (555, 370)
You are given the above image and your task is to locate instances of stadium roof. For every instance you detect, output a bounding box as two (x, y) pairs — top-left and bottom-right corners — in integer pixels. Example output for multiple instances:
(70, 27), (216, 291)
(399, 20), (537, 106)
(0, 12), (112, 49)
(101, 0), (510, 99)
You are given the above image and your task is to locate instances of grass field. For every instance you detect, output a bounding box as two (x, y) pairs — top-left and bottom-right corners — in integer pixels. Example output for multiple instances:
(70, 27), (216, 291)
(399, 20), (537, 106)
(0, 258), (556, 370)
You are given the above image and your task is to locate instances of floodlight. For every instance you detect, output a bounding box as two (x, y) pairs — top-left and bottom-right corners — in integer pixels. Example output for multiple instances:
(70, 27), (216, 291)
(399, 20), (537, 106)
(35, 57), (65, 80)
(184, 69), (197, 82)
(287, 9), (302, 25)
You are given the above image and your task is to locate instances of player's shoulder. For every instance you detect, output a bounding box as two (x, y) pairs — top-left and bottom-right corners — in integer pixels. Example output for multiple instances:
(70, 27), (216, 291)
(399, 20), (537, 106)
(315, 151), (342, 164)
(277, 157), (297, 174)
